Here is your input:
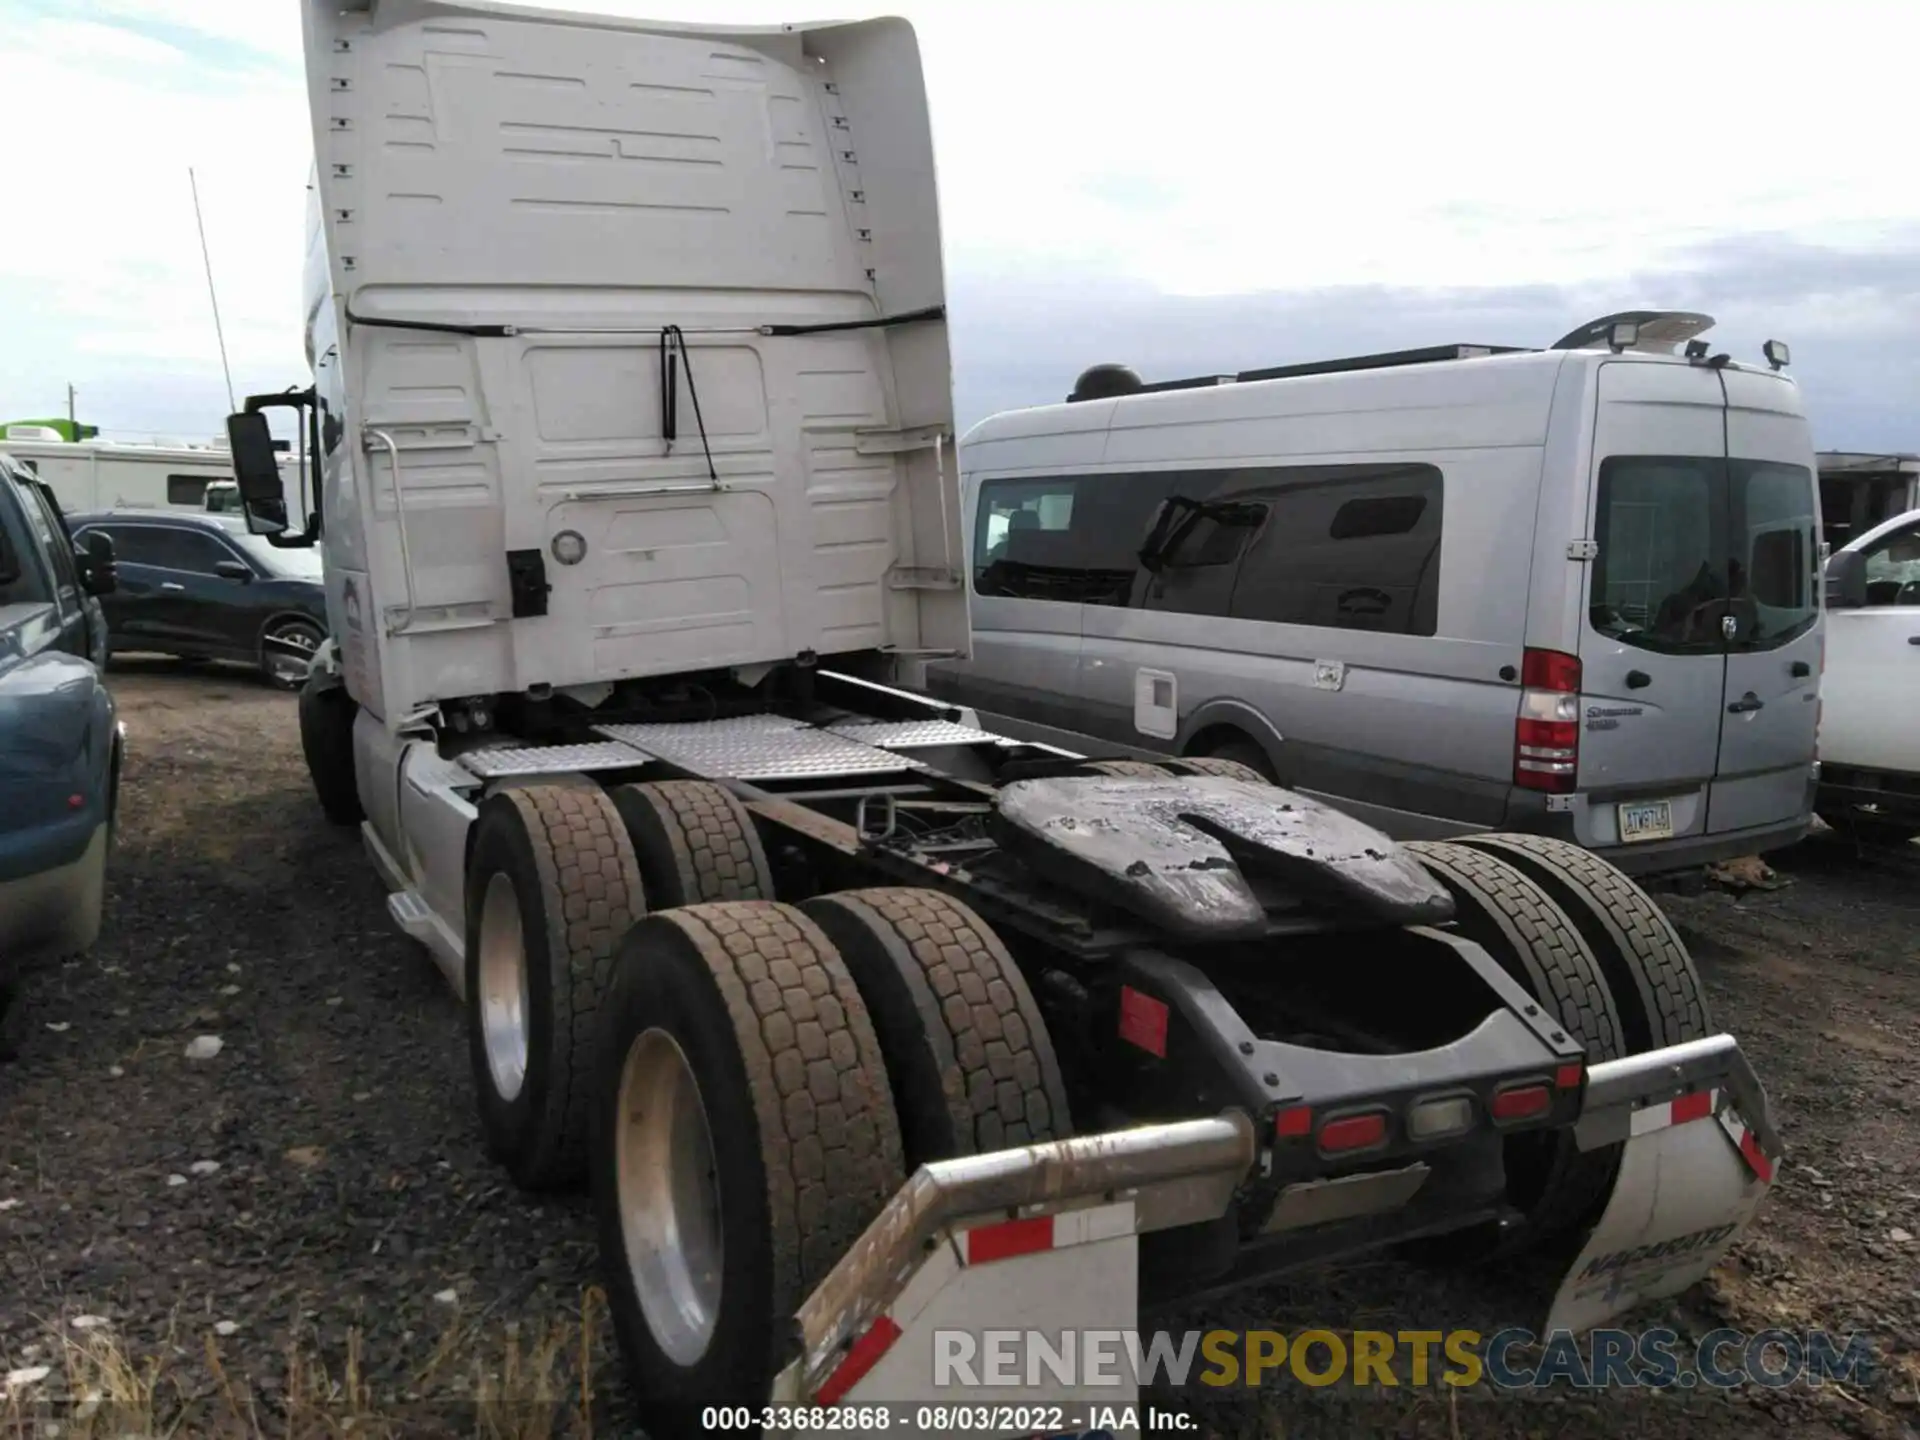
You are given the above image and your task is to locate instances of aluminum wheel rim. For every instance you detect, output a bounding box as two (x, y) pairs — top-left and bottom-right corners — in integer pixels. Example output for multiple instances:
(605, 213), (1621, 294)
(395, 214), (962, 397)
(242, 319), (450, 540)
(266, 624), (319, 685)
(477, 872), (530, 1102)
(617, 1026), (724, 1367)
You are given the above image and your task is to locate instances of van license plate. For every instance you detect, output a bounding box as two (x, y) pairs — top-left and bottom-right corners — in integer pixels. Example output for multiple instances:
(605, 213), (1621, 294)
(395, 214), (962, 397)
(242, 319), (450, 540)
(1619, 800), (1674, 843)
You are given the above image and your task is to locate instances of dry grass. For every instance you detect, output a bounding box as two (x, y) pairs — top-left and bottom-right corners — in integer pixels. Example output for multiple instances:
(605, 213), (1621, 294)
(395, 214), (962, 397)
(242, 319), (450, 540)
(0, 1289), (609, 1439)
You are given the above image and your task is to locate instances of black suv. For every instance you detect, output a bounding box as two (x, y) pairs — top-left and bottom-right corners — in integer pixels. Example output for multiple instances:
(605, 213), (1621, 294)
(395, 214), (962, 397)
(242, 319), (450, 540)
(69, 508), (329, 687)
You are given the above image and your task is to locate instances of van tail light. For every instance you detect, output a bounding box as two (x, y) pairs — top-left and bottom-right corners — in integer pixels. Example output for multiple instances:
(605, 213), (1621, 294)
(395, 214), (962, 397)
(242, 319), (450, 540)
(1514, 648), (1581, 794)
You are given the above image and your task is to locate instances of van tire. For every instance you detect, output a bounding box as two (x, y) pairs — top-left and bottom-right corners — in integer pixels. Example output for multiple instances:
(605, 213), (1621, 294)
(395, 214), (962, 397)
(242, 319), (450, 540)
(465, 786), (646, 1190)
(1453, 833), (1711, 1053)
(591, 902), (903, 1427)
(1202, 739), (1278, 783)
(297, 672), (364, 826)
(801, 889), (1072, 1170)
(1161, 756), (1272, 785)
(1405, 841), (1625, 1246)
(612, 781), (775, 909)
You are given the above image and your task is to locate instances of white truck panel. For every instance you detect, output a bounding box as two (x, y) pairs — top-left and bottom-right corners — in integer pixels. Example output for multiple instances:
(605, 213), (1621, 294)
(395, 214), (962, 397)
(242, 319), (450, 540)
(302, 1), (967, 723)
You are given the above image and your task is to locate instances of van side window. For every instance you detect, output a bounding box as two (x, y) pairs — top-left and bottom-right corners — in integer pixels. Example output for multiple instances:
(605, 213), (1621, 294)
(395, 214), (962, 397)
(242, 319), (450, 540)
(975, 478), (1130, 604)
(1227, 464), (1444, 636)
(167, 475), (212, 506)
(974, 463), (1444, 634)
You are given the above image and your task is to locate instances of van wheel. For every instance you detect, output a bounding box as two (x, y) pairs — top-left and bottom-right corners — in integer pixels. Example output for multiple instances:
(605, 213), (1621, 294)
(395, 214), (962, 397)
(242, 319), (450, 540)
(802, 888), (1072, 1169)
(1078, 759), (1166, 777)
(611, 781), (775, 908)
(466, 786), (645, 1190)
(297, 672), (363, 825)
(1203, 739), (1277, 783)
(1405, 841), (1625, 1250)
(1161, 755), (1272, 785)
(592, 902), (903, 1428)
(1453, 833), (1711, 1051)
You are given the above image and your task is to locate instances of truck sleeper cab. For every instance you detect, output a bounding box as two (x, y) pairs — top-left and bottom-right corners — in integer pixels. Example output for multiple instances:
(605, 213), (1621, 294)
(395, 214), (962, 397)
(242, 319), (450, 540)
(232, 4), (1784, 1431)
(931, 318), (1824, 876)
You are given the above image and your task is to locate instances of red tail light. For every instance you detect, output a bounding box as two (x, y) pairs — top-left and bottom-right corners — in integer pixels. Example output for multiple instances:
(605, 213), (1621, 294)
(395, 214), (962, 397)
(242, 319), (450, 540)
(1491, 1084), (1552, 1122)
(1514, 648), (1580, 794)
(1318, 1111), (1388, 1154)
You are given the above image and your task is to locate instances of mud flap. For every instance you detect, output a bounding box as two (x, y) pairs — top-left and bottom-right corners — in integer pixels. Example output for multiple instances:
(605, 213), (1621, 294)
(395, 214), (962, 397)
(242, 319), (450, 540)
(767, 1115), (1256, 1438)
(1547, 1036), (1782, 1332)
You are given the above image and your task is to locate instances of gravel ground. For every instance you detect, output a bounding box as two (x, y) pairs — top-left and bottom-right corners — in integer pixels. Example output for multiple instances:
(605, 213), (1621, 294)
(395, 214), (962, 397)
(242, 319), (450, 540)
(1, 663), (1916, 1439)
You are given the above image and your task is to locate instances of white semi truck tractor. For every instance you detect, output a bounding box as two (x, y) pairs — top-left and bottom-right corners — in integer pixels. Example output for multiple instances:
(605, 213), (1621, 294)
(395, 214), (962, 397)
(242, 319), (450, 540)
(225, 2), (1782, 1434)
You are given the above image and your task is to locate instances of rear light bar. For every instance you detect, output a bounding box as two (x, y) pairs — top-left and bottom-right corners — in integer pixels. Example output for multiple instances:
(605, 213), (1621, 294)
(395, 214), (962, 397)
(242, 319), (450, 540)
(1514, 647), (1581, 794)
(1275, 1069), (1580, 1152)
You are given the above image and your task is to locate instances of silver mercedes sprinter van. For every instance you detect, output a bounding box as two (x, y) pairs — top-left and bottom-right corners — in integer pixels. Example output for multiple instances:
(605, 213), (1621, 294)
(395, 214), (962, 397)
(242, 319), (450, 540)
(927, 312), (1823, 874)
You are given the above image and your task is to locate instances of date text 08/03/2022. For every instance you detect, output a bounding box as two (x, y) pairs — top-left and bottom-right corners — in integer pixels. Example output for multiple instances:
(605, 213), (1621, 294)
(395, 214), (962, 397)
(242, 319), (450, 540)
(699, 1405), (1190, 1434)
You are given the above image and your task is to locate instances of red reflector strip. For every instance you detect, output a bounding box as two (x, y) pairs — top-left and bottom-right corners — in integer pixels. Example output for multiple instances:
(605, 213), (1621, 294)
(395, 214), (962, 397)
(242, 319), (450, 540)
(817, 1315), (902, 1406)
(1554, 1063), (1584, 1090)
(1275, 1105), (1313, 1139)
(1631, 1087), (1717, 1138)
(1117, 986), (1170, 1058)
(965, 1214), (1055, 1265)
(1318, 1112), (1386, 1152)
(1671, 1089), (1714, 1126)
(1716, 1106), (1778, 1185)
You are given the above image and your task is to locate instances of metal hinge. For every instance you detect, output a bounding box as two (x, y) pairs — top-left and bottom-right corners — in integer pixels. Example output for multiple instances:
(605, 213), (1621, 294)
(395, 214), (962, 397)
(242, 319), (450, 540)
(887, 566), (962, 591)
(855, 426), (947, 456)
(1566, 540), (1599, 561)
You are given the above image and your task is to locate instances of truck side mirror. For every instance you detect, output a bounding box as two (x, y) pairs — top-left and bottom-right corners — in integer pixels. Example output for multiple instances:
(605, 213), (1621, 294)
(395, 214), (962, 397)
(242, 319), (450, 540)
(225, 410), (290, 537)
(1823, 549), (1868, 610)
(80, 531), (117, 596)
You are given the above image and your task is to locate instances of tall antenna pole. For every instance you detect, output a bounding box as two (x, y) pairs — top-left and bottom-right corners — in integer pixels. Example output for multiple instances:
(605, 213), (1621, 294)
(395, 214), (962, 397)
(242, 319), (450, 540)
(189, 167), (237, 414)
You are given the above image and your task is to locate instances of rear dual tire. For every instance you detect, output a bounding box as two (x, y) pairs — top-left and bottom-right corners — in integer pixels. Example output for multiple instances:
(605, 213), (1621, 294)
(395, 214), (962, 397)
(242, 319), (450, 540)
(591, 902), (905, 1430)
(464, 785), (645, 1190)
(1407, 834), (1713, 1254)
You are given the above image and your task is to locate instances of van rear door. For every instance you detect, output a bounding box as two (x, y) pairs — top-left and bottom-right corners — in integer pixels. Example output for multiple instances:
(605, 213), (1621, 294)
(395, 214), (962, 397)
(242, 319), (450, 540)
(1709, 371), (1820, 835)
(1578, 362), (1729, 846)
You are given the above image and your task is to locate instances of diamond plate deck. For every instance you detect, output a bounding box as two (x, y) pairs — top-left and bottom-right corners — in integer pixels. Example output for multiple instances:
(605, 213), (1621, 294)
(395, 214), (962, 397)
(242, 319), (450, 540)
(826, 718), (1003, 749)
(595, 716), (920, 781)
(457, 740), (652, 779)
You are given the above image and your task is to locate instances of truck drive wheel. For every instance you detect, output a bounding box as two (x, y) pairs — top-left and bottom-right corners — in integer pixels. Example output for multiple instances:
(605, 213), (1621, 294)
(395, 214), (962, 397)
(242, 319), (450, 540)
(1078, 758), (1167, 777)
(802, 888), (1072, 1169)
(611, 781), (775, 908)
(1453, 833), (1712, 1052)
(1405, 840), (1625, 1248)
(591, 902), (904, 1429)
(1160, 755), (1272, 784)
(465, 785), (645, 1191)
(297, 672), (364, 825)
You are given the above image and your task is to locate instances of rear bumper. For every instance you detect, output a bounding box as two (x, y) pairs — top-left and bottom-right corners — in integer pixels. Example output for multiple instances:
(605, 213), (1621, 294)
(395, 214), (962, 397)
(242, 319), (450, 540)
(0, 821), (108, 975)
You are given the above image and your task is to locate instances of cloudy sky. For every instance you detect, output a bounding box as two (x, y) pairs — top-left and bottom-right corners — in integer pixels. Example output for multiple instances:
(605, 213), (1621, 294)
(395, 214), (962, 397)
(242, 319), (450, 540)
(1, 0), (1914, 449)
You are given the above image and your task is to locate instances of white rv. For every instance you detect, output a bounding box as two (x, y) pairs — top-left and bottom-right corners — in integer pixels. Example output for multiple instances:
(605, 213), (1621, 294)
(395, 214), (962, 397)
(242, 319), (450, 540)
(0, 430), (297, 515)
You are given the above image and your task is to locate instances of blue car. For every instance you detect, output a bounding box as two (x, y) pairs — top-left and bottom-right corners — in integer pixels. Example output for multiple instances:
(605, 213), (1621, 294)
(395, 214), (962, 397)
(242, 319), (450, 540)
(0, 455), (122, 1052)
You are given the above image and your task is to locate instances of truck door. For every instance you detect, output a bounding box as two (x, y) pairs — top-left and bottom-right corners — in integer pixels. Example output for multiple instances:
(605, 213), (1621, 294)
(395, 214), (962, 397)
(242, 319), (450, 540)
(1710, 369), (1821, 836)
(1821, 513), (1920, 775)
(1579, 362), (1730, 847)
